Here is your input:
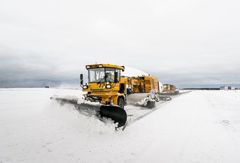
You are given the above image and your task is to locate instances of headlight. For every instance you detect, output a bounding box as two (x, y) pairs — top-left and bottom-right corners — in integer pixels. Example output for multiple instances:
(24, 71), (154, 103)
(83, 85), (88, 89)
(106, 84), (111, 89)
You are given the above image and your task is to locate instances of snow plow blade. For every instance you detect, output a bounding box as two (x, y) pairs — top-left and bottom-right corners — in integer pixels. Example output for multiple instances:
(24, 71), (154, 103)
(100, 105), (127, 128)
(51, 97), (127, 128)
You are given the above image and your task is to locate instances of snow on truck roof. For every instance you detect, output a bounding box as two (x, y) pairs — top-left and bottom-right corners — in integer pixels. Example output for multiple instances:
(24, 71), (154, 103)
(122, 67), (149, 77)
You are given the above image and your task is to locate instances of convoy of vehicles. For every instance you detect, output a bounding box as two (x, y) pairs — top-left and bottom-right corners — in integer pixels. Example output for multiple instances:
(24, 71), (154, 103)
(52, 63), (178, 128)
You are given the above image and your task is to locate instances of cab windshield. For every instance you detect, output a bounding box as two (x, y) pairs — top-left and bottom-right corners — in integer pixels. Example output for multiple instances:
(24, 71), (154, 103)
(88, 68), (121, 83)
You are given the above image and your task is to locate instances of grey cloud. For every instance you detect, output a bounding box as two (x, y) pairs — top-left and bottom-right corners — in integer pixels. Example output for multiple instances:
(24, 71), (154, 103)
(0, 0), (240, 87)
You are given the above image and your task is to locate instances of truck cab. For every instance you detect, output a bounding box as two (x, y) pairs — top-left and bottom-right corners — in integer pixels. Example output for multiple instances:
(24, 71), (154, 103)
(81, 64), (126, 108)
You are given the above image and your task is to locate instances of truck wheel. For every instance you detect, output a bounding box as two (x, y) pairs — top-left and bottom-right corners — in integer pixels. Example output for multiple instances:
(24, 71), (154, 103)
(146, 101), (155, 109)
(118, 97), (125, 109)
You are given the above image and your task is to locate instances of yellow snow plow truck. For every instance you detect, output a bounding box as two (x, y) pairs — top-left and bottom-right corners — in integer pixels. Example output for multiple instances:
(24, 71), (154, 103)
(82, 64), (159, 109)
(53, 63), (161, 128)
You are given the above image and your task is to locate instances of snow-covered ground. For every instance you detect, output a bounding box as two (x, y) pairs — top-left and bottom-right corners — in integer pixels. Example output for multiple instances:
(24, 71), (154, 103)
(1, 89), (240, 163)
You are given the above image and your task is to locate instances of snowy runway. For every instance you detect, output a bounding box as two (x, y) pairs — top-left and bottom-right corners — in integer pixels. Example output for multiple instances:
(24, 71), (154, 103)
(1, 89), (240, 163)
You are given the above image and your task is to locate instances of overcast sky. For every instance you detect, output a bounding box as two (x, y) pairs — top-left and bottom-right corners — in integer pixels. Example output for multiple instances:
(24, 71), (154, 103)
(0, 0), (240, 87)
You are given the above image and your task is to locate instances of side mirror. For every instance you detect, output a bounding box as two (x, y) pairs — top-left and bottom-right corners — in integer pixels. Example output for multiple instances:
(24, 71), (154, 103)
(80, 74), (83, 86)
(114, 71), (118, 83)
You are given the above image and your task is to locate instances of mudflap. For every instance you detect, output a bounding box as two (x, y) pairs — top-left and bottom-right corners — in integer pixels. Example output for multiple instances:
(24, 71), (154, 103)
(100, 105), (127, 128)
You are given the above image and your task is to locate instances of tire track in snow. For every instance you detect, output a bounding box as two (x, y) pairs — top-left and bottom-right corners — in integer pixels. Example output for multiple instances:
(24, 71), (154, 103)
(124, 91), (191, 129)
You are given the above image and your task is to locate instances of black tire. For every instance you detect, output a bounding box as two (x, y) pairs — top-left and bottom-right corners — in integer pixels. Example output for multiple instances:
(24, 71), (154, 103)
(146, 101), (155, 109)
(118, 97), (125, 109)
